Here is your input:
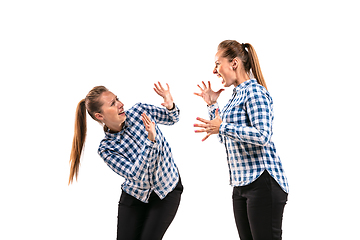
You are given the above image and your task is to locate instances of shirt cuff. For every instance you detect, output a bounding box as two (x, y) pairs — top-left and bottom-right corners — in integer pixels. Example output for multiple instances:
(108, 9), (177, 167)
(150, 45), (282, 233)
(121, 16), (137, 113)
(219, 122), (226, 134)
(207, 102), (219, 112)
(144, 138), (157, 148)
(167, 103), (176, 111)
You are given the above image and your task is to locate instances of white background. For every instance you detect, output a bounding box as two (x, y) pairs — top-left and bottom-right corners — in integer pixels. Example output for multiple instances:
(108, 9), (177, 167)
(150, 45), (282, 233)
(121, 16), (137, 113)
(1, 0), (359, 239)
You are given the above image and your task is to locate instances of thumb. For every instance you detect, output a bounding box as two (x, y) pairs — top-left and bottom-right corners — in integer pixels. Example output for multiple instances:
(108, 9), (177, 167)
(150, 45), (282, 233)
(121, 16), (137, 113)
(216, 89), (225, 94)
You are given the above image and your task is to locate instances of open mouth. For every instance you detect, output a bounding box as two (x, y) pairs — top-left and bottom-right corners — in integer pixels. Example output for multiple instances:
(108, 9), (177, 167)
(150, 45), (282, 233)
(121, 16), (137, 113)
(219, 76), (225, 84)
(118, 110), (125, 115)
(217, 74), (225, 84)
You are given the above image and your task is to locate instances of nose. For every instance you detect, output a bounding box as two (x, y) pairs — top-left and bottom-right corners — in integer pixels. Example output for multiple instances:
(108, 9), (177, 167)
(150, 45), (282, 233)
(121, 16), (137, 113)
(117, 101), (124, 109)
(213, 66), (218, 75)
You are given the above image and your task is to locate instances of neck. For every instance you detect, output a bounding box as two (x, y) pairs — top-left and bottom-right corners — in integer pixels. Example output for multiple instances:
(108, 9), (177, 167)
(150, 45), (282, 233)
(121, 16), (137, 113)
(107, 122), (125, 133)
(233, 69), (250, 87)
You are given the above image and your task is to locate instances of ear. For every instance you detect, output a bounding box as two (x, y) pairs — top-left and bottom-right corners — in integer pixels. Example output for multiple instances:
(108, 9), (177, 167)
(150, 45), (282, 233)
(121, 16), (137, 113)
(94, 113), (104, 121)
(231, 58), (239, 70)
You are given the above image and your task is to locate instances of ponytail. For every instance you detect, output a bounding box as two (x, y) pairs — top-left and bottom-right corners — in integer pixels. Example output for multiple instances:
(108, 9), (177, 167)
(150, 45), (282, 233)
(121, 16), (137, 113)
(68, 86), (109, 184)
(68, 99), (87, 185)
(245, 43), (268, 90)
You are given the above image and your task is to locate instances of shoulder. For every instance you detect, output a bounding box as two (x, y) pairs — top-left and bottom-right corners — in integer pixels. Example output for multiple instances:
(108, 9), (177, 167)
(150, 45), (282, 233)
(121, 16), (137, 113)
(244, 81), (271, 102)
(125, 102), (146, 119)
(128, 102), (144, 112)
(130, 102), (156, 112)
(98, 135), (115, 153)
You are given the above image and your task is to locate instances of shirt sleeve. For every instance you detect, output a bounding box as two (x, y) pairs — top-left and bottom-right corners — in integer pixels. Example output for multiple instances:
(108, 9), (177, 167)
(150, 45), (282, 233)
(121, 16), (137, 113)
(207, 102), (224, 144)
(141, 103), (180, 125)
(207, 102), (220, 120)
(218, 86), (273, 146)
(98, 138), (159, 181)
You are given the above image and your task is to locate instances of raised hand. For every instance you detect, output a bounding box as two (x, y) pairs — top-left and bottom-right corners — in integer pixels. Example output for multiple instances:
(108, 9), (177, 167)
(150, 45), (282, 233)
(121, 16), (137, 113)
(194, 81), (224, 106)
(194, 109), (222, 141)
(154, 82), (174, 110)
(141, 113), (156, 142)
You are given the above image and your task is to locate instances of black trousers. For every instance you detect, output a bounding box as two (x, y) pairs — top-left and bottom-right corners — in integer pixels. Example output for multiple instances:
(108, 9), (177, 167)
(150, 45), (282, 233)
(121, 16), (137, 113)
(117, 178), (183, 240)
(232, 171), (288, 240)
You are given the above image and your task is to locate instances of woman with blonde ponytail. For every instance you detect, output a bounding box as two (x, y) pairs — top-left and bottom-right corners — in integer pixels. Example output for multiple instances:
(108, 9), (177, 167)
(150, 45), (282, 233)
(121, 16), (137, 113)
(69, 83), (183, 240)
(194, 40), (288, 240)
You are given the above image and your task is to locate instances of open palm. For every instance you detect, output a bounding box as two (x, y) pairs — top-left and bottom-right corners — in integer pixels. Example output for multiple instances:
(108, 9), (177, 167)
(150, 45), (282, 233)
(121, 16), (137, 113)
(194, 81), (224, 106)
(154, 82), (174, 110)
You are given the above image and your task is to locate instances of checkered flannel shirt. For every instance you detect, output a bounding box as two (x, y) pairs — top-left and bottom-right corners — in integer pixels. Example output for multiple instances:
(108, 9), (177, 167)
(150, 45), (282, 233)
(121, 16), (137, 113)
(208, 79), (289, 193)
(98, 102), (180, 203)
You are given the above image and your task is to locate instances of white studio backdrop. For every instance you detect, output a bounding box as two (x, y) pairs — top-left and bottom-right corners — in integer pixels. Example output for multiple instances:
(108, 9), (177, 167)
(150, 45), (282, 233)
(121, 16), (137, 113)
(1, 1), (359, 239)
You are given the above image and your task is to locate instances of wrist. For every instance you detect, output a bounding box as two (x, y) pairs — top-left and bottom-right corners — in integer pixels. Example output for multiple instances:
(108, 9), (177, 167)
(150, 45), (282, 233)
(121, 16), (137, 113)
(148, 133), (156, 142)
(166, 102), (175, 110)
(207, 101), (216, 106)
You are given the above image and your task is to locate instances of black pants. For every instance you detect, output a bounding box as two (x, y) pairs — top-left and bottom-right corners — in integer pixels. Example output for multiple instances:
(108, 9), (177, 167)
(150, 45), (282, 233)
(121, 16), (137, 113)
(117, 178), (183, 240)
(232, 171), (288, 240)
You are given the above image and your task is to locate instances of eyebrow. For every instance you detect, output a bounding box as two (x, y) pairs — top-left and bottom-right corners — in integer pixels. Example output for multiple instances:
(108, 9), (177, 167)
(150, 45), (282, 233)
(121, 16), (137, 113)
(109, 95), (118, 105)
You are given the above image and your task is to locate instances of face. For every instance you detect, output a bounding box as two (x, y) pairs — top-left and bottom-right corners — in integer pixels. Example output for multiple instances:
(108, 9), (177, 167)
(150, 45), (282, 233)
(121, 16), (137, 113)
(213, 50), (238, 87)
(95, 91), (126, 132)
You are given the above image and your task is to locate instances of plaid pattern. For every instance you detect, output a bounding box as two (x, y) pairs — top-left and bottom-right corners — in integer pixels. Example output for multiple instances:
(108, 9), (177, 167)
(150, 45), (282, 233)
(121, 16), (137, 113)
(98, 102), (180, 203)
(208, 79), (289, 193)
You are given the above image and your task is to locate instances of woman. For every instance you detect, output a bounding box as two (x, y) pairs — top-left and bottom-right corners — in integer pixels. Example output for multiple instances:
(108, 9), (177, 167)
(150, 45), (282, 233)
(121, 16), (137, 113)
(69, 82), (183, 240)
(194, 40), (289, 240)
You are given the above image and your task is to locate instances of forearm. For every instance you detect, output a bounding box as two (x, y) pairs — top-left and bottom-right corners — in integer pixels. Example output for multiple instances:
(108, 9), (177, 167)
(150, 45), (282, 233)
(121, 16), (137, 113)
(99, 139), (159, 181)
(219, 122), (272, 146)
(142, 103), (180, 125)
(207, 102), (219, 120)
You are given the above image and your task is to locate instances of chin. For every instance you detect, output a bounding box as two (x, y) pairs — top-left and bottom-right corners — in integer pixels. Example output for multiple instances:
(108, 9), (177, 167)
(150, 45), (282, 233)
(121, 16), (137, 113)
(119, 115), (126, 122)
(223, 82), (231, 87)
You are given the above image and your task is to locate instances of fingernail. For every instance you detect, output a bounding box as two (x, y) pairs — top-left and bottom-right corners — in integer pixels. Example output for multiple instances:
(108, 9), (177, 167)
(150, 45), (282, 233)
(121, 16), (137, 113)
(196, 117), (199, 120)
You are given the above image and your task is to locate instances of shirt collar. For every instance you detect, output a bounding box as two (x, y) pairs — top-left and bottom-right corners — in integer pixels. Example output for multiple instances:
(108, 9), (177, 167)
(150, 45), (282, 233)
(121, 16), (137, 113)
(234, 79), (257, 93)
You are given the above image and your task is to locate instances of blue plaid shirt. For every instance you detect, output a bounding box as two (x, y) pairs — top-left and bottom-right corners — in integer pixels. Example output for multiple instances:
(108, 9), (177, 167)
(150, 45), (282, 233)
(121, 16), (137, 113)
(98, 102), (180, 203)
(208, 79), (289, 193)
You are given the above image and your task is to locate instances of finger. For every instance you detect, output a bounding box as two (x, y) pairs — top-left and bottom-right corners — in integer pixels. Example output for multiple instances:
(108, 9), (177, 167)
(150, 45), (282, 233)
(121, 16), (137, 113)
(154, 87), (159, 94)
(141, 115), (148, 126)
(194, 92), (202, 97)
(208, 81), (212, 89)
(166, 83), (170, 90)
(196, 117), (210, 124)
(197, 84), (204, 91)
(202, 133), (211, 142)
(154, 83), (162, 92)
(157, 81), (164, 90)
(202, 81), (207, 89)
(216, 88), (225, 94)
(145, 115), (152, 125)
(193, 123), (208, 128)
(194, 129), (207, 133)
(141, 116), (146, 124)
(141, 116), (149, 128)
(142, 113), (151, 125)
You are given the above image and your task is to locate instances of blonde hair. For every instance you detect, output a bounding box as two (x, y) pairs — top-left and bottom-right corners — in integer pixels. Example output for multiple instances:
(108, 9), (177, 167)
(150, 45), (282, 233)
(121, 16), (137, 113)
(68, 86), (108, 185)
